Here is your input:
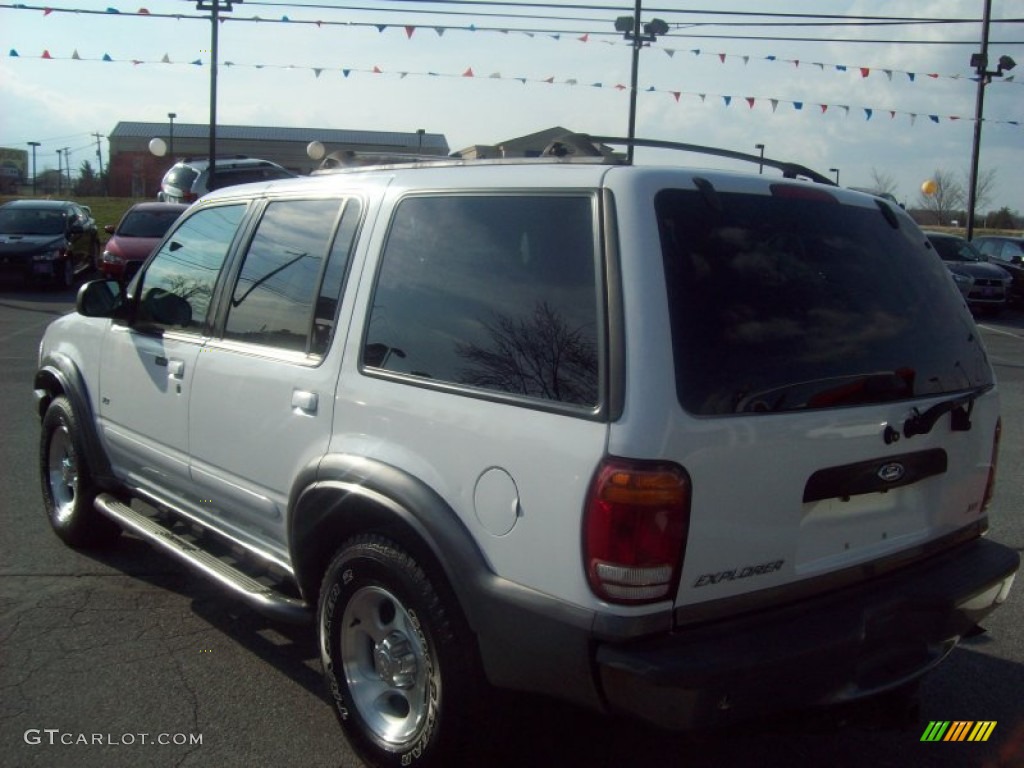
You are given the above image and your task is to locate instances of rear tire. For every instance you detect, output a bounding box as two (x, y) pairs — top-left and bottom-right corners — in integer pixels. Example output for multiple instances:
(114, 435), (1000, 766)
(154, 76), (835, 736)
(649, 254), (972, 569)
(318, 534), (485, 768)
(40, 396), (120, 548)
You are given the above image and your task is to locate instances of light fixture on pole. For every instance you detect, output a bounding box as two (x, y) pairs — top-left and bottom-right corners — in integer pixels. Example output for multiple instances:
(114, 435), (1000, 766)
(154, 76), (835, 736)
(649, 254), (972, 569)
(830, 167), (840, 185)
(614, 2), (668, 164)
(168, 112), (177, 160)
(27, 141), (40, 195)
(195, 0), (242, 192)
(755, 143), (765, 174)
(965, 0), (1015, 239)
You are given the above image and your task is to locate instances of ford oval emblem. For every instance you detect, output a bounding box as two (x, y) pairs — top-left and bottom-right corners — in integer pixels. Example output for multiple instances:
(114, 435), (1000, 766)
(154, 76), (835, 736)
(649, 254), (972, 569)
(878, 462), (906, 483)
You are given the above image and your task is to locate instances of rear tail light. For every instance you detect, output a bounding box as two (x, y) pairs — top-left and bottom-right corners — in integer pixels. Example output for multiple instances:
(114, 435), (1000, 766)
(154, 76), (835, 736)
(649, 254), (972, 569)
(981, 418), (1001, 513)
(584, 458), (691, 604)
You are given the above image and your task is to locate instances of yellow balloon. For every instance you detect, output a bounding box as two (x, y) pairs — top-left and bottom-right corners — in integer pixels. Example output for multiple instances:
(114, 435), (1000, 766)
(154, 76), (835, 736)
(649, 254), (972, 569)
(921, 179), (937, 196)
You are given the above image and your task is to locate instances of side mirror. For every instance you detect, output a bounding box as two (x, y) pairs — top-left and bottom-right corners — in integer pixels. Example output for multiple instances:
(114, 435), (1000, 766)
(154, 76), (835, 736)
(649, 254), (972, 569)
(68, 221), (85, 235)
(76, 279), (124, 318)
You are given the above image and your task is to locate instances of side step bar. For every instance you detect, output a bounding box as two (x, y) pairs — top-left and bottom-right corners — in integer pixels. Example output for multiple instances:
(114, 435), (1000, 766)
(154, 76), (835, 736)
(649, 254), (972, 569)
(94, 493), (312, 624)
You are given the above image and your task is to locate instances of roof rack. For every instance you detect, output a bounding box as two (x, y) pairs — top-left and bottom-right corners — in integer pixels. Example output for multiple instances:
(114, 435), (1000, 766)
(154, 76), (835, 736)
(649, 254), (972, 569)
(317, 149), (453, 170)
(543, 134), (836, 185)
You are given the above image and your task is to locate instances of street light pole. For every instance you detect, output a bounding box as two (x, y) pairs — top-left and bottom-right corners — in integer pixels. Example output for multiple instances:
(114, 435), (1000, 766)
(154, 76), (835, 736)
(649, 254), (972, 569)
(614, 2), (668, 164)
(195, 0), (242, 191)
(965, 0), (1015, 239)
(830, 167), (841, 185)
(27, 141), (40, 195)
(755, 143), (765, 174)
(168, 112), (177, 160)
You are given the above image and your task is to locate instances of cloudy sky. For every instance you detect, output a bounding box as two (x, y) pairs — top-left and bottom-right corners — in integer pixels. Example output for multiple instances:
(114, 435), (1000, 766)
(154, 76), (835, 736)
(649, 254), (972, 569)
(1, 0), (1022, 212)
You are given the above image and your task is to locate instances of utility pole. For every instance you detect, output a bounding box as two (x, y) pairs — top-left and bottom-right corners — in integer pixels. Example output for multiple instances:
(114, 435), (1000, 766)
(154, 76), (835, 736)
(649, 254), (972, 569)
(56, 149), (63, 193)
(92, 132), (104, 177)
(27, 141), (40, 195)
(195, 0), (242, 191)
(62, 147), (72, 190)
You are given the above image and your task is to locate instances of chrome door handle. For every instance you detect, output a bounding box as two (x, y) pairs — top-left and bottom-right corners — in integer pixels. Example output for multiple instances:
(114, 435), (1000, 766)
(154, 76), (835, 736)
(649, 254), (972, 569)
(292, 389), (318, 415)
(167, 359), (185, 378)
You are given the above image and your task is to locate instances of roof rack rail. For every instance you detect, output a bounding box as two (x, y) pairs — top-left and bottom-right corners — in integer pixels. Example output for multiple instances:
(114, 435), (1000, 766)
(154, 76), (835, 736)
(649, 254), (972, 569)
(180, 154), (251, 163)
(549, 134), (836, 185)
(317, 149), (452, 170)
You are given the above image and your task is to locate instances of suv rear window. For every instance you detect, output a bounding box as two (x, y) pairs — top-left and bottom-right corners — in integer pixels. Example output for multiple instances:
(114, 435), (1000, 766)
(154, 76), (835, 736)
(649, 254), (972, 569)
(164, 166), (200, 190)
(656, 188), (993, 415)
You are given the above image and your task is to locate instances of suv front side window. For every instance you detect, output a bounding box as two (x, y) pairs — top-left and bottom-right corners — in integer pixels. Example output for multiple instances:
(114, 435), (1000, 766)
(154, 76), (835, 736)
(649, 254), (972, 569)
(135, 203), (246, 331)
(365, 194), (600, 408)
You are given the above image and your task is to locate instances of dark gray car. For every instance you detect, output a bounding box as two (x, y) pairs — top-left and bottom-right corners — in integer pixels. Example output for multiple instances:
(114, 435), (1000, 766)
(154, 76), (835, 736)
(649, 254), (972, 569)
(0, 199), (99, 288)
(925, 231), (1012, 313)
(972, 235), (1024, 303)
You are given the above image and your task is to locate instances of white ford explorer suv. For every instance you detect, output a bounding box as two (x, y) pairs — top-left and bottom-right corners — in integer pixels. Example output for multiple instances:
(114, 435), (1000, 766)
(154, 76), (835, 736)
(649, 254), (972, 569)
(35, 136), (1018, 768)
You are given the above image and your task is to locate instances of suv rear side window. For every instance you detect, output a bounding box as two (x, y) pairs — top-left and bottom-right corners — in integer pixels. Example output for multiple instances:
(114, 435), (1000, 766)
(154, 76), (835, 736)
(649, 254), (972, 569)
(366, 194), (600, 407)
(656, 188), (992, 415)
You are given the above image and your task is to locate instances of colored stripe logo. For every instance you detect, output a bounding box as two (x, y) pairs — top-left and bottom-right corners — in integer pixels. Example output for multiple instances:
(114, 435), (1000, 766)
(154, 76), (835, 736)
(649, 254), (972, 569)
(921, 721), (997, 742)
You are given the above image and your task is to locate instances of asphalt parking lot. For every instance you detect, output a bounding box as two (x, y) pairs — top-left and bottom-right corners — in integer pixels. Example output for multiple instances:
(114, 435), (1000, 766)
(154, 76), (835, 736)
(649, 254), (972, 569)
(1, 283), (1022, 768)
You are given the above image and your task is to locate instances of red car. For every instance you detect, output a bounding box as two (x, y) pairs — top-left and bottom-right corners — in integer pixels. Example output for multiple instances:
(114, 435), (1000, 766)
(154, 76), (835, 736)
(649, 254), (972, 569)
(99, 202), (187, 279)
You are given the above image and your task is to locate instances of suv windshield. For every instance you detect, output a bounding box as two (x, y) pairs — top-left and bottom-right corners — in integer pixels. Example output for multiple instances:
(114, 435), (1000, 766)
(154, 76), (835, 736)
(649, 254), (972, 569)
(656, 188), (992, 415)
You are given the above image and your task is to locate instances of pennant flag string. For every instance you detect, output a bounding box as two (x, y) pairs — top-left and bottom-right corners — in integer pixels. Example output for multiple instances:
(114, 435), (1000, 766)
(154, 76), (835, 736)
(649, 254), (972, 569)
(7, 46), (1020, 129)
(9, 2), (1021, 88)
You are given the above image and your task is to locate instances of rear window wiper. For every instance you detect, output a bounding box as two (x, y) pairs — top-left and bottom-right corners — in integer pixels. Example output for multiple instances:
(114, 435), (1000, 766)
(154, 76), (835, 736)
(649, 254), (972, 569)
(902, 384), (994, 438)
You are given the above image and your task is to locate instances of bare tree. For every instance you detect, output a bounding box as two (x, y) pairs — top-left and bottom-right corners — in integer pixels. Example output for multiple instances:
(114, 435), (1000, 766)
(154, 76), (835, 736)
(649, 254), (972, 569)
(456, 301), (597, 405)
(869, 168), (898, 198)
(917, 169), (964, 226)
(966, 167), (997, 214)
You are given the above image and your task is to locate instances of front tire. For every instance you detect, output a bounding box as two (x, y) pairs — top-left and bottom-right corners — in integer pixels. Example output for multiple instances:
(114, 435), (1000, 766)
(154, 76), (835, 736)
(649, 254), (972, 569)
(318, 535), (483, 768)
(40, 396), (120, 548)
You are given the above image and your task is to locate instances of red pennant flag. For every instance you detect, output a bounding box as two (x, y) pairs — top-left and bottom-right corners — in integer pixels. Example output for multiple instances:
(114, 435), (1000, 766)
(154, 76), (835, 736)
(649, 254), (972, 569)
(671, 91), (680, 102)
(138, 8), (150, 14)
(890, 111), (896, 119)
(405, 26), (415, 38)
(820, 104), (828, 114)
(462, 67), (474, 77)
(860, 67), (870, 78)
(42, 50), (52, 59)
(372, 65), (382, 74)
(578, 33), (589, 42)
(614, 84), (627, 91)
(544, 76), (554, 83)
(746, 97), (755, 109)
(928, 73), (939, 79)
(44, 7), (53, 15)
(793, 60), (800, 68)
(718, 53), (726, 63)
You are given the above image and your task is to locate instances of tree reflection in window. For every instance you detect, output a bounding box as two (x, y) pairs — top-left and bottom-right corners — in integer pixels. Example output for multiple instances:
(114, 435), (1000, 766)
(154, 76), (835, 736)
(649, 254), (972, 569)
(456, 301), (597, 404)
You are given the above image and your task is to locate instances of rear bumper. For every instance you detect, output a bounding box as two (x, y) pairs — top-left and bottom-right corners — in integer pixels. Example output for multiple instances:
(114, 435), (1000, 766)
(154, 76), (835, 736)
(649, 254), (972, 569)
(596, 536), (1018, 730)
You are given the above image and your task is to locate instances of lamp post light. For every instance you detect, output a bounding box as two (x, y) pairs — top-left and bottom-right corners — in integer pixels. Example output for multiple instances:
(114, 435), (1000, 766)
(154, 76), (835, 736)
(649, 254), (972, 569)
(755, 143), (765, 174)
(27, 141), (40, 195)
(614, 2), (668, 164)
(195, 0), (242, 191)
(966, 0), (1016, 239)
(830, 167), (841, 185)
(168, 112), (177, 160)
